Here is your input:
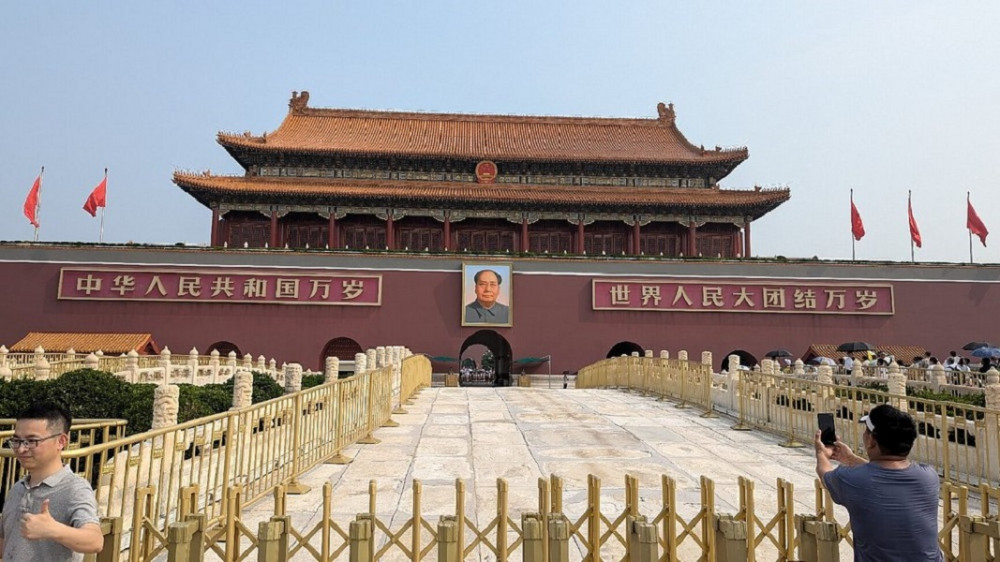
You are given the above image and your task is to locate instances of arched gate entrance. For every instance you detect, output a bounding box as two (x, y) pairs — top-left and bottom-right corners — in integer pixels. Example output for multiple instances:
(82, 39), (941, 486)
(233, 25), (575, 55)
(459, 330), (513, 387)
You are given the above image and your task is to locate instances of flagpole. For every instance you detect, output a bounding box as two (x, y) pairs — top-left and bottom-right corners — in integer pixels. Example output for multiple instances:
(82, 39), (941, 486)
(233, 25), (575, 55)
(34, 166), (44, 242)
(968, 192), (974, 264)
(99, 168), (107, 243)
(909, 190), (915, 263)
(850, 189), (856, 261)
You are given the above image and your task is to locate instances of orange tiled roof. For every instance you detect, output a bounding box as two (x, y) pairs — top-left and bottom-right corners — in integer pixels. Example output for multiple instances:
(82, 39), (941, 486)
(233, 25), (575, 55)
(804, 344), (928, 363)
(174, 172), (790, 213)
(10, 332), (160, 355)
(217, 94), (748, 166)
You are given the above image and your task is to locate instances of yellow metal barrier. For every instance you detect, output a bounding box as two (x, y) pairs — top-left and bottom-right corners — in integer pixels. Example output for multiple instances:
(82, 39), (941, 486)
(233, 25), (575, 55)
(579, 356), (1000, 489)
(0, 355), (431, 561)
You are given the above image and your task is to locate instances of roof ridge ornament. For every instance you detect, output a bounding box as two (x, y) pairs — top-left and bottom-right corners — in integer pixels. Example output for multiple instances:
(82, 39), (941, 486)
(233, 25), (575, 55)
(656, 102), (675, 125)
(289, 90), (310, 114)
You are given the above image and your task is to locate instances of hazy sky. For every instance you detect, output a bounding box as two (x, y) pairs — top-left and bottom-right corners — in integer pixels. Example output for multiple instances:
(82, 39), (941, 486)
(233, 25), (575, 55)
(2, 2), (998, 263)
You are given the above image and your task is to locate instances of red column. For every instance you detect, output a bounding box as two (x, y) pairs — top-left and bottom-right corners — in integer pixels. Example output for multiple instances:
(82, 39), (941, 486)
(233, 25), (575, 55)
(328, 214), (337, 249)
(521, 218), (529, 252)
(386, 213), (395, 250)
(269, 211), (278, 248)
(687, 222), (697, 256)
(743, 220), (751, 258)
(632, 220), (641, 255)
(577, 220), (585, 254)
(210, 208), (219, 246)
(443, 217), (451, 251)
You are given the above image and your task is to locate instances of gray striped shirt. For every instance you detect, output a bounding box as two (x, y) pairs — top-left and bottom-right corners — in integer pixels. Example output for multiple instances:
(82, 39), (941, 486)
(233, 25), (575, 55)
(1, 465), (100, 562)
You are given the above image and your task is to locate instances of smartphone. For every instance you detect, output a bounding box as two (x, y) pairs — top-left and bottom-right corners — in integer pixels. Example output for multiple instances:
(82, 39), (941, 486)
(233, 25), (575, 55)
(817, 413), (837, 446)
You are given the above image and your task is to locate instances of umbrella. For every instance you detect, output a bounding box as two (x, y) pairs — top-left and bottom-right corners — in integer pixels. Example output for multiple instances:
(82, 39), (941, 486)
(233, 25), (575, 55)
(962, 342), (992, 351)
(970, 347), (1000, 359)
(427, 355), (458, 362)
(809, 356), (837, 366)
(836, 342), (874, 353)
(514, 356), (550, 365)
(764, 349), (792, 358)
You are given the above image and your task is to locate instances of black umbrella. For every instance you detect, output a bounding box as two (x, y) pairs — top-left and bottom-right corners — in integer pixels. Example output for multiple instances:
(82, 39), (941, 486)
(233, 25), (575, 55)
(836, 341), (874, 353)
(962, 341), (992, 351)
(764, 349), (792, 358)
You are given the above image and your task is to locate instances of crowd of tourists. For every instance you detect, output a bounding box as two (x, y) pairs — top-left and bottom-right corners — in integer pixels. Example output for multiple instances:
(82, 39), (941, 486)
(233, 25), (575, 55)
(837, 350), (994, 386)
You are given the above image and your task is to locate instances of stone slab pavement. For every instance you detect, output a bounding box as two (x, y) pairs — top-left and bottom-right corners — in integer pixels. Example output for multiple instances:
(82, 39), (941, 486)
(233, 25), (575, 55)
(239, 387), (874, 560)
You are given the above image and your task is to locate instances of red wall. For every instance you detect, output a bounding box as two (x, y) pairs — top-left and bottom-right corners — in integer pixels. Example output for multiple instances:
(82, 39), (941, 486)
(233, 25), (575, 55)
(2, 245), (997, 373)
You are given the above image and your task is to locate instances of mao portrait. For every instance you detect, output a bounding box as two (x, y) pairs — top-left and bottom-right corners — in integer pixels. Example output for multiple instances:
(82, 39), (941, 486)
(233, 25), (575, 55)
(462, 263), (513, 327)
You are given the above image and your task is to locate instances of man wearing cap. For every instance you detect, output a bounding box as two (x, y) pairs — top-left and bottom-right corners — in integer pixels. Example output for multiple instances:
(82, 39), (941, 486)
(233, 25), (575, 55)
(814, 404), (942, 561)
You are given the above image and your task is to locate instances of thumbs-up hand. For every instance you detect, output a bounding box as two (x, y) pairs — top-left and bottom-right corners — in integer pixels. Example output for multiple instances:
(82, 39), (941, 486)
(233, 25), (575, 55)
(20, 499), (58, 540)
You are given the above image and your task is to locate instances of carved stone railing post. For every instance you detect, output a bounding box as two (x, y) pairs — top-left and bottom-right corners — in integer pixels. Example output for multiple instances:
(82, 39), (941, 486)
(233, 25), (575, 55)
(793, 359), (805, 376)
(126, 350), (140, 383)
(325, 356), (339, 383)
(355, 353), (367, 375)
(727, 354), (739, 375)
(931, 364), (948, 392)
(226, 351), (238, 381)
(84, 353), (100, 371)
(284, 364), (302, 394)
(209, 349), (221, 384)
(758, 359), (769, 375)
(817, 365), (832, 385)
(257, 355), (267, 372)
(242, 353), (253, 370)
(0, 364), (11, 381)
(159, 346), (172, 383)
(0, 345), (8, 368)
(985, 368), (1000, 411)
(268, 358), (277, 375)
(887, 362), (908, 410)
(644, 349), (653, 358)
(376, 346), (386, 369)
(232, 370), (253, 409)
(34, 348), (51, 381)
(65, 347), (77, 365)
(366, 349), (377, 372)
(188, 348), (199, 384)
(152, 384), (180, 429)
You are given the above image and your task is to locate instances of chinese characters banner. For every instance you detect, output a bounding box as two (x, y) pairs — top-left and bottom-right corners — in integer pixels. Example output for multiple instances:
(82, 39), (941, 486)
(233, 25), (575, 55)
(592, 279), (893, 315)
(58, 267), (381, 306)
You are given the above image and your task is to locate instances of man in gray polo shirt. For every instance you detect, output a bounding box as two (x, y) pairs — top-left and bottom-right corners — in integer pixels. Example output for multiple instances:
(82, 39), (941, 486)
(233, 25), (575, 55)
(1, 402), (102, 561)
(814, 403), (943, 561)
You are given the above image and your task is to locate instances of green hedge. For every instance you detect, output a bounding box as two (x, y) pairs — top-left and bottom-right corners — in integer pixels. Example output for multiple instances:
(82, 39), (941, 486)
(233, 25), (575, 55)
(302, 374), (326, 389)
(0, 369), (285, 435)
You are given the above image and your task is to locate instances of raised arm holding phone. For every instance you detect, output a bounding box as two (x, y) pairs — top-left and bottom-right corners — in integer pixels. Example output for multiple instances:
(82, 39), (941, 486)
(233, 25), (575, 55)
(813, 404), (942, 561)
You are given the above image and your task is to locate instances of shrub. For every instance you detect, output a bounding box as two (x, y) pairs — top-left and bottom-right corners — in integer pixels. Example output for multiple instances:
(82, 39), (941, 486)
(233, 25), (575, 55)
(176, 384), (231, 423)
(123, 384), (157, 434)
(0, 378), (55, 417)
(219, 371), (284, 403)
(48, 369), (132, 421)
(302, 374), (326, 389)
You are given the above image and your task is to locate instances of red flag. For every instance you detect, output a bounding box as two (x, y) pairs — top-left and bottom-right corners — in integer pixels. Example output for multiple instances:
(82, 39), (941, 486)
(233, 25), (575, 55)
(23, 174), (42, 227)
(851, 199), (865, 241)
(83, 175), (107, 217)
(908, 196), (922, 248)
(967, 198), (989, 246)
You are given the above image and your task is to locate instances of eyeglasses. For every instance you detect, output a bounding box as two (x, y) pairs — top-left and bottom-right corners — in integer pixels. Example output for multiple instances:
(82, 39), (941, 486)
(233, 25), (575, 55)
(4, 434), (62, 450)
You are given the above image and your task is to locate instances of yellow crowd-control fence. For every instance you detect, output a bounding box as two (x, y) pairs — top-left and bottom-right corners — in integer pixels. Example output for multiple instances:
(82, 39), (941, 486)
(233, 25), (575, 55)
(578, 355), (1000, 489)
(36, 472), (1000, 561)
(0, 355), (431, 561)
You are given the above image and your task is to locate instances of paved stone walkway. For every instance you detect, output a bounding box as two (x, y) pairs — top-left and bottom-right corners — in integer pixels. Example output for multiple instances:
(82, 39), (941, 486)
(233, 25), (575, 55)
(233, 386), (868, 560)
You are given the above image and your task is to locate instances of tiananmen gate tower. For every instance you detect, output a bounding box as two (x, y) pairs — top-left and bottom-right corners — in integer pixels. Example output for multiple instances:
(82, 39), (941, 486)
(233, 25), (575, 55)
(2, 92), (997, 385)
